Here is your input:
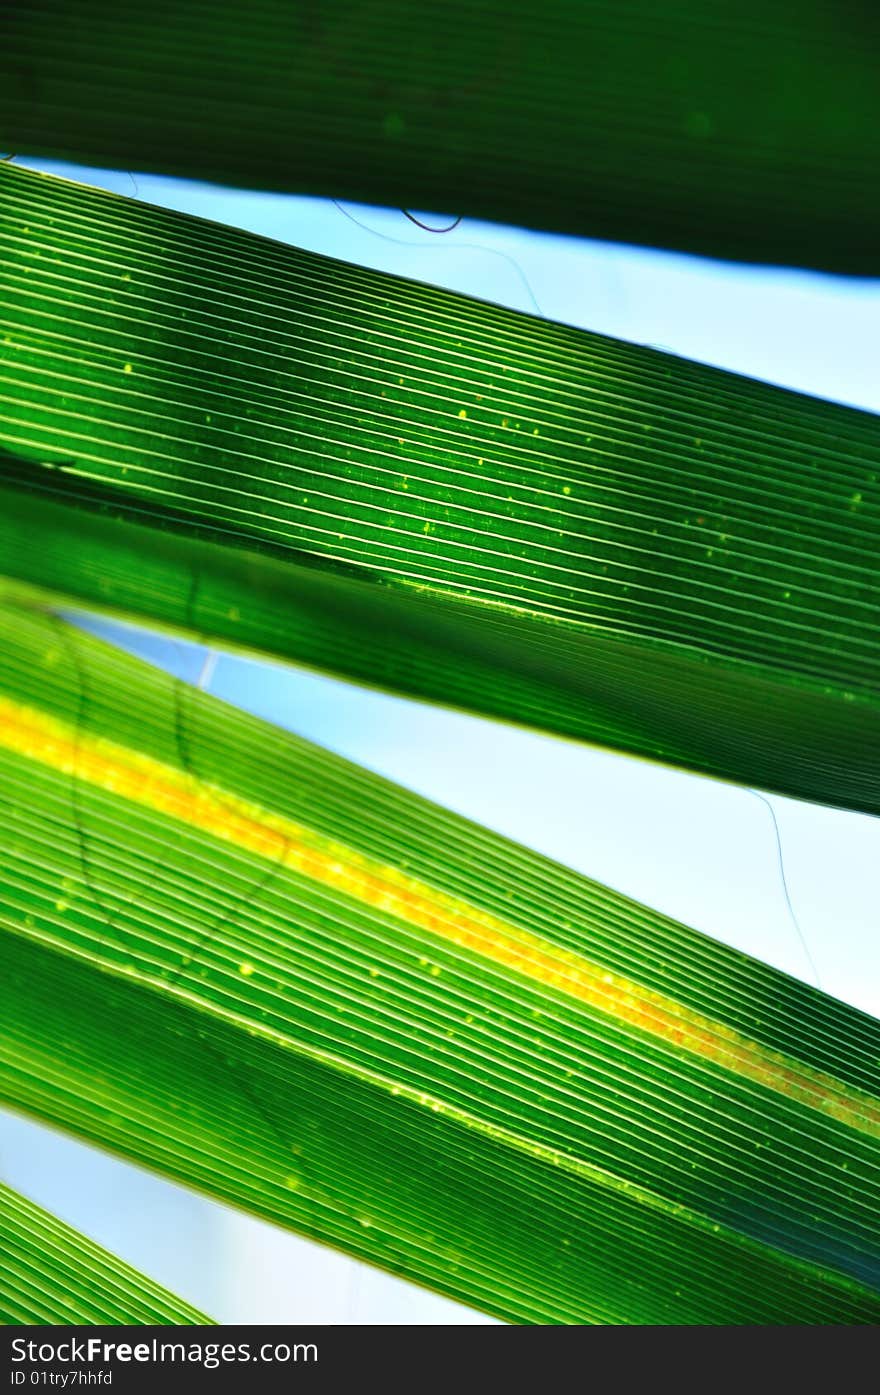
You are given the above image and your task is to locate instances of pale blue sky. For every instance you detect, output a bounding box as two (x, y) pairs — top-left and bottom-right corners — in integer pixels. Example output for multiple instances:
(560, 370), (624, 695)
(2, 156), (878, 1323)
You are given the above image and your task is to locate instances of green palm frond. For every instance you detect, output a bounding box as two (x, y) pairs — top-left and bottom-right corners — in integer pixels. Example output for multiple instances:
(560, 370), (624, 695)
(1, 166), (878, 815)
(1, 3), (879, 271)
(0, 1181), (210, 1323)
(1, 599), (877, 1324)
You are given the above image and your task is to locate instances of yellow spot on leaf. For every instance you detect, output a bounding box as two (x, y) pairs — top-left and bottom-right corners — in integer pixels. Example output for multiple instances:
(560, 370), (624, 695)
(2, 694), (877, 1142)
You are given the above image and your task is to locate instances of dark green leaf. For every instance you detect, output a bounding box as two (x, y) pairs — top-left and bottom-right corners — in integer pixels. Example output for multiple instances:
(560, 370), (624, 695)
(1, 3), (879, 270)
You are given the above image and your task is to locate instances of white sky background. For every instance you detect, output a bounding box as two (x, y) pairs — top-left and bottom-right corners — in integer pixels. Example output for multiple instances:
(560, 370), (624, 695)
(1, 157), (878, 1323)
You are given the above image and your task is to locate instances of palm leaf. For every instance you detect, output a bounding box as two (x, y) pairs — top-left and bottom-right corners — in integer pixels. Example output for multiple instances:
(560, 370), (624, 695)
(1, 599), (877, 1324)
(0, 1181), (210, 1323)
(1, 166), (879, 815)
(1, 3), (879, 272)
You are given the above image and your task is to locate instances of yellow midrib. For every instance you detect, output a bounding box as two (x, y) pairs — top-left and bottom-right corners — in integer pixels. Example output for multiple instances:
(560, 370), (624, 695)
(1, 691), (877, 1141)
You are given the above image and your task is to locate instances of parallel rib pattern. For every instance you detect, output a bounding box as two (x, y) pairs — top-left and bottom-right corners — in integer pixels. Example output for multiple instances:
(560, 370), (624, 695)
(1, 2), (880, 271)
(0, 605), (877, 1324)
(0, 1182), (209, 1323)
(0, 167), (878, 811)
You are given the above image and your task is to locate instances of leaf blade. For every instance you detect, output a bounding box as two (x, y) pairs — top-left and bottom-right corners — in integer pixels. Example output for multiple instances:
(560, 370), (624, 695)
(0, 1181), (211, 1324)
(1, 166), (878, 812)
(1, 3), (880, 272)
(1, 603), (878, 1323)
